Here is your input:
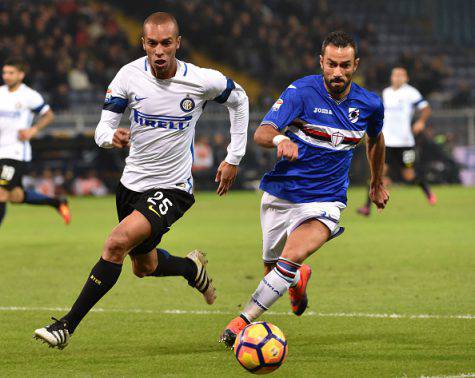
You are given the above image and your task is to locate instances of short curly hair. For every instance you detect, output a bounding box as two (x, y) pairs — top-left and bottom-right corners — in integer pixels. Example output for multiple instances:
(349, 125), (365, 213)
(321, 31), (358, 58)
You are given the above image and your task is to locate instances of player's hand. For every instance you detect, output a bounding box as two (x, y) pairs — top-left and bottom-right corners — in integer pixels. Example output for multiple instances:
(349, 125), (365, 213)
(369, 182), (389, 211)
(215, 161), (238, 196)
(277, 139), (298, 161)
(18, 127), (38, 141)
(112, 128), (131, 148)
(412, 120), (425, 135)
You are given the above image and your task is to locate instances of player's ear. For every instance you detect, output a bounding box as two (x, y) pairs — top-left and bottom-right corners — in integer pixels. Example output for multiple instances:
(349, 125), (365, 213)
(354, 58), (360, 72)
(176, 35), (181, 50)
(319, 55), (324, 70)
(141, 37), (146, 51)
(19, 71), (25, 81)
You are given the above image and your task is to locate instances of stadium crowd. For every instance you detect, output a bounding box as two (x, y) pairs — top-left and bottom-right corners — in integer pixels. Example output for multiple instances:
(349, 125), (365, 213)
(0, 0), (134, 110)
(1, 0), (472, 110)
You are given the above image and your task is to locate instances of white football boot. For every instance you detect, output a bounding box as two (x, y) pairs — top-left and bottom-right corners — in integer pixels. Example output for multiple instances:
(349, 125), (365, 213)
(34, 317), (70, 349)
(186, 250), (216, 305)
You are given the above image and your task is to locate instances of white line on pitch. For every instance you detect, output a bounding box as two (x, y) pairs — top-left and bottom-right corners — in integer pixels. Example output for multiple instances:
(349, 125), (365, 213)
(0, 306), (473, 320)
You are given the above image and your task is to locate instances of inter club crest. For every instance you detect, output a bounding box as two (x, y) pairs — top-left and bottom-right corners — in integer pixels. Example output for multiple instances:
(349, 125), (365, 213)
(348, 107), (359, 123)
(331, 131), (345, 147)
(180, 97), (195, 112)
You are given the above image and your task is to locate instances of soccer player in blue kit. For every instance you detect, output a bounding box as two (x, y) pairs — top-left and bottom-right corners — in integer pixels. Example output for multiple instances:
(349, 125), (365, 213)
(220, 31), (389, 346)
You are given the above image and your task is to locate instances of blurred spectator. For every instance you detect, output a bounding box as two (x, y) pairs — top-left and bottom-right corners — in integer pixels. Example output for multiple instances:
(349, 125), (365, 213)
(37, 169), (55, 197)
(73, 170), (108, 196)
(192, 136), (214, 172)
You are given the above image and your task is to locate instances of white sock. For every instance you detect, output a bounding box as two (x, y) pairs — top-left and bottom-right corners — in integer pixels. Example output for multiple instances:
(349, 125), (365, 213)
(242, 258), (300, 322)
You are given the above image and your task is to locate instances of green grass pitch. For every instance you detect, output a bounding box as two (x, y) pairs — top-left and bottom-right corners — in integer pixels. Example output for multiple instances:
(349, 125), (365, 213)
(0, 186), (474, 377)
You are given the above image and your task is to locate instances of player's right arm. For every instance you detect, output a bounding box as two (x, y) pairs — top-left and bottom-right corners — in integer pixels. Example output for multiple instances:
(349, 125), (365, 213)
(254, 85), (302, 162)
(95, 68), (130, 149)
(366, 100), (389, 210)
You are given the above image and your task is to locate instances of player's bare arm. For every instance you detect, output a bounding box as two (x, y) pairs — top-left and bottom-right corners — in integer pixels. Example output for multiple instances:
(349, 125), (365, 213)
(254, 124), (298, 161)
(18, 108), (54, 141)
(412, 104), (432, 135)
(366, 133), (389, 210)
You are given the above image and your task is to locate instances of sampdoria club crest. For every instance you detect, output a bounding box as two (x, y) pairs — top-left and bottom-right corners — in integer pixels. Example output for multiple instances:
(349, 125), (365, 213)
(348, 107), (359, 123)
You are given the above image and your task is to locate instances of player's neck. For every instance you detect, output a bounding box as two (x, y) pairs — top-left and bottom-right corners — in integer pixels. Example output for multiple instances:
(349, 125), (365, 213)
(7, 83), (21, 92)
(150, 59), (178, 80)
(324, 81), (352, 101)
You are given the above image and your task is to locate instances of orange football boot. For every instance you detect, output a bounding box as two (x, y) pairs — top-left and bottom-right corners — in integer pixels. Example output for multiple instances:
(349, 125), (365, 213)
(219, 315), (249, 348)
(288, 264), (312, 316)
(57, 199), (71, 225)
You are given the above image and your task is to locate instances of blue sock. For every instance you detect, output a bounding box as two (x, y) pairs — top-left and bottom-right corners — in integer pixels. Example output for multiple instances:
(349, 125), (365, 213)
(23, 190), (59, 208)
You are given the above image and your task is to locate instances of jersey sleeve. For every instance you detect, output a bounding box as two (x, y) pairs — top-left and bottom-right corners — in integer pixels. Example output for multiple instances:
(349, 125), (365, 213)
(366, 99), (384, 138)
(260, 85), (303, 131)
(103, 67), (129, 113)
(411, 88), (429, 110)
(201, 68), (236, 103)
(28, 90), (50, 116)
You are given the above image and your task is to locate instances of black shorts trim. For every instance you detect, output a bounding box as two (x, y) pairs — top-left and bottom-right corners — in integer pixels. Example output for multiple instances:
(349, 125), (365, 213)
(0, 159), (26, 190)
(116, 182), (195, 255)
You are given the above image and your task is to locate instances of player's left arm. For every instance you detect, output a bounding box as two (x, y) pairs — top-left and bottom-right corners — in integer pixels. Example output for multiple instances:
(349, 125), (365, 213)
(19, 93), (55, 141)
(412, 90), (431, 135)
(204, 70), (249, 196)
(366, 100), (389, 210)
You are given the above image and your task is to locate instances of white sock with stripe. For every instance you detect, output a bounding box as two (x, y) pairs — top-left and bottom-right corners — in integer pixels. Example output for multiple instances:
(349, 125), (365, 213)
(242, 257), (301, 322)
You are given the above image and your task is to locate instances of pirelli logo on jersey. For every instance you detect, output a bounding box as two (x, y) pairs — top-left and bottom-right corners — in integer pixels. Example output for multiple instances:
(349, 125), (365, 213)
(133, 109), (192, 130)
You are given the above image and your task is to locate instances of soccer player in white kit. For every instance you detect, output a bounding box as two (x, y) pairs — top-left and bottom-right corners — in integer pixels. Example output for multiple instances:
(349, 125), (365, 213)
(34, 12), (249, 349)
(358, 66), (435, 216)
(0, 59), (70, 227)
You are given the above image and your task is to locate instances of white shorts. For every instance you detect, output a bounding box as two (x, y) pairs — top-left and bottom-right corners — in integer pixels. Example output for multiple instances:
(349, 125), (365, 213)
(260, 191), (346, 263)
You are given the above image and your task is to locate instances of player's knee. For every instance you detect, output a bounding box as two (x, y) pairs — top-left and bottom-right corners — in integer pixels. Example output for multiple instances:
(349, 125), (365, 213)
(0, 192), (8, 202)
(9, 192), (23, 203)
(401, 169), (415, 183)
(103, 232), (130, 261)
(132, 263), (155, 278)
(280, 247), (306, 264)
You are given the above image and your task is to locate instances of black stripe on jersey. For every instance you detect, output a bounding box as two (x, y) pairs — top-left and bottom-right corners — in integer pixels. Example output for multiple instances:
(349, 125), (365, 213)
(213, 78), (235, 104)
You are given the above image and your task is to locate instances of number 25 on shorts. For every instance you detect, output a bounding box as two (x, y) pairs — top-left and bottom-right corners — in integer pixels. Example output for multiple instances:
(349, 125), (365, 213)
(147, 191), (173, 217)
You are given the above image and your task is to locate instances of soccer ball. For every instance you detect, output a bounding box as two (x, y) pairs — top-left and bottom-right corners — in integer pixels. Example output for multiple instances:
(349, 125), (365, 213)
(234, 321), (288, 374)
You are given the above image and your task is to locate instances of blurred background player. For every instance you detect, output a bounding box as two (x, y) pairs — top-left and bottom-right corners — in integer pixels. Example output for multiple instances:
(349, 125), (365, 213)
(0, 59), (70, 227)
(357, 66), (435, 216)
(34, 12), (249, 349)
(220, 31), (389, 347)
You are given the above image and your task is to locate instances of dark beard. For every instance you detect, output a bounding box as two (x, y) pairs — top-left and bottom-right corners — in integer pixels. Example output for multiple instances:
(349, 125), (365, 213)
(324, 78), (350, 95)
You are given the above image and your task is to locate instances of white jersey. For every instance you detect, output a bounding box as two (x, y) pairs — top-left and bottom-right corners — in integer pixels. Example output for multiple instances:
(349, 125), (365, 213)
(95, 57), (249, 193)
(382, 84), (429, 147)
(0, 84), (50, 161)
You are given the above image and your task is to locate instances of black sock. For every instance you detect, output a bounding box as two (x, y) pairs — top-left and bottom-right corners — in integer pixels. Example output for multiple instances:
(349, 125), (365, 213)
(23, 189), (60, 208)
(62, 258), (122, 333)
(418, 180), (432, 198)
(149, 248), (197, 286)
(0, 202), (6, 226)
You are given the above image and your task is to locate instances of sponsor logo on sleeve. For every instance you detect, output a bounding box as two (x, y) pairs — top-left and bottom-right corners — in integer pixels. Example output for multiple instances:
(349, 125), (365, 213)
(105, 88), (112, 102)
(272, 98), (283, 111)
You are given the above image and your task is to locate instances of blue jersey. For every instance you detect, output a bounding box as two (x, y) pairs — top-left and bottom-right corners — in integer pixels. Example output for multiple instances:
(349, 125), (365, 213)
(260, 74), (384, 204)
